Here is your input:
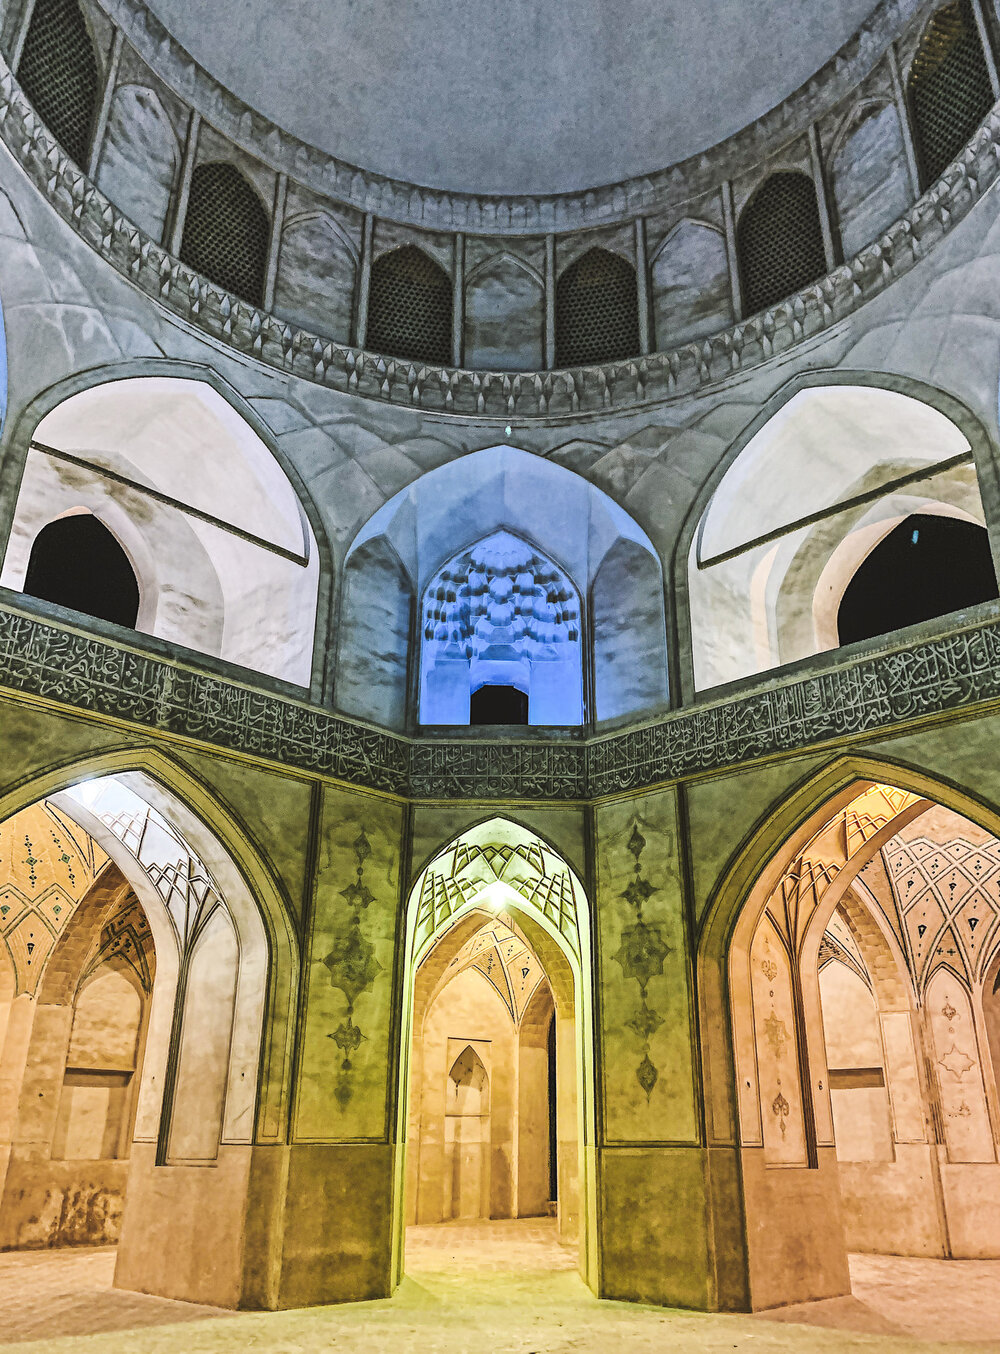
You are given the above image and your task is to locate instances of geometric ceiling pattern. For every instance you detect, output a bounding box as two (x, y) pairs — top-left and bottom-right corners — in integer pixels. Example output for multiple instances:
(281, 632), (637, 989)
(882, 828), (1000, 989)
(413, 829), (582, 960)
(441, 917), (546, 1023)
(0, 800), (109, 996)
(62, 778), (222, 952)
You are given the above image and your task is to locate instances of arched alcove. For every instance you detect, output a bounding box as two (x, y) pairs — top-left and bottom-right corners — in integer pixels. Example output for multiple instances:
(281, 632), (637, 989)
(0, 755), (296, 1306)
(23, 512), (141, 628)
(464, 253), (544, 371)
(705, 770), (1000, 1310)
(396, 817), (597, 1288)
(96, 85), (179, 243)
(16, 0), (98, 168)
(179, 162), (270, 306)
(555, 248), (639, 368)
(736, 172), (828, 316)
(687, 381), (992, 690)
(836, 512), (997, 644)
(367, 245), (452, 365)
(2, 375), (321, 686)
(830, 102), (913, 256)
(907, 0), (995, 189)
(420, 530), (583, 727)
(339, 445), (666, 730)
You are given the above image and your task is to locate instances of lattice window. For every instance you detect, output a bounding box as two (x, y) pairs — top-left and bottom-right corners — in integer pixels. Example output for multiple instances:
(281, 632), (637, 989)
(555, 247), (640, 367)
(366, 245), (452, 365)
(17, 0), (98, 167)
(736, 172), (827, 317)
(179, 162), (269, 307)
(907, 0), (995, 188)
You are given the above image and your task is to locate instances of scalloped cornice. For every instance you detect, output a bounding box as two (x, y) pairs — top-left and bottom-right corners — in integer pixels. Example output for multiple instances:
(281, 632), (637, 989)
(102, 0), (923, 232)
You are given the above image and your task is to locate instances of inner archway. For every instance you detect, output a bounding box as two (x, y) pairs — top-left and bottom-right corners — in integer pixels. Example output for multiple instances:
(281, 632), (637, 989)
(722, 775), (1000, 1310)
(393, 818), (597, 1289)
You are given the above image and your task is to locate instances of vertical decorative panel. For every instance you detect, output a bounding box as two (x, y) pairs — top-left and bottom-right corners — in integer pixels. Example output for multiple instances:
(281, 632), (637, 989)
(294, 786), (403, 1142)
(274, 213), (357, 342)
(925, 967), (995, 1162)
(596, 791), (697, 1143)
(96, 86), (178, 242)
(831, 103), (912, 257)
(750, 915), (809, 1166)
(464, 253), (544, 371)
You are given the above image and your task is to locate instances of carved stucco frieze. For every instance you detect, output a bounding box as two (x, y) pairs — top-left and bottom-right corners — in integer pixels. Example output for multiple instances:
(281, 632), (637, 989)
(3, 604), (1000, 800)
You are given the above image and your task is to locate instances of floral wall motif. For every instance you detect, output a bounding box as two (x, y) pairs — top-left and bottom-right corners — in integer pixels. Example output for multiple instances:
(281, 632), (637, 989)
(596, 793), (697, 1143)
(322, 827), (383, 1110)
(294, 787), (402, 1141)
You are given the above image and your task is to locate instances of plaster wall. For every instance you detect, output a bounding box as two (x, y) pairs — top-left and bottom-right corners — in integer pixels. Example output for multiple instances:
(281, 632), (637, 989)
(142, 0), (880, 194)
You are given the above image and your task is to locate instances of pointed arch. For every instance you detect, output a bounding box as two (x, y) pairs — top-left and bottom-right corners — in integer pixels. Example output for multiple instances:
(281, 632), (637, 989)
(555, 246), (639, 367)
(464, 251), (544, 371)
(367, 244), (452, 365)
(17, 0), (98, 168)
(907, 0), (996, 189)
(736, 172), (827, 316)
(394, 814), (597, 1290)
(180, 162), (270, 306)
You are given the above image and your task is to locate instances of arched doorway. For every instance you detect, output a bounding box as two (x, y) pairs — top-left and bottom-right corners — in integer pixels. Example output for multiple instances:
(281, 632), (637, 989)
(718, 775), (1000, 1309)
(0, 758), (297, 1308)
(392, 818), (598, 1289)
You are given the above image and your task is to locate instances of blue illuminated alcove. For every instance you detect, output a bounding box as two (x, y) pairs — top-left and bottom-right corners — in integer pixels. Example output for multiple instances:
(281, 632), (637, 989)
(421, 530), (583, 725)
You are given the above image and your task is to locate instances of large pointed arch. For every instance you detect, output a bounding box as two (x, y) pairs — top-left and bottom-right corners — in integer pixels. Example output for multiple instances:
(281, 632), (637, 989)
(393, 814), (598, 1291)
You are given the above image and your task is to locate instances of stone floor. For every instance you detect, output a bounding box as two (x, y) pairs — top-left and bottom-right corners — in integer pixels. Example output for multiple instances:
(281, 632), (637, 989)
(1, 1220), (1000, 1352)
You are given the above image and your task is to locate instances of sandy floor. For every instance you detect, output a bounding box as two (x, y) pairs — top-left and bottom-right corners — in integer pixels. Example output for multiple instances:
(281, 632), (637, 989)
(1, 1219), (999, 1352)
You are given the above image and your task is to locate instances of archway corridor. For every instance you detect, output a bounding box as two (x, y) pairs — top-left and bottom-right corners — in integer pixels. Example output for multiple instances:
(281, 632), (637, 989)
(721, 776), (1000, 1317)
(393, 818), (596, 1292)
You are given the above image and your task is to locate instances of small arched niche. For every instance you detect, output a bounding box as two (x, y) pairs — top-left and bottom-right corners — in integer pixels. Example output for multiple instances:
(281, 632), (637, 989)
(2, 376), (321, 686)
(688, 382), (993, 690)
(23, 511), (141, 629)
(836, 512), (997, 645)
(420, 530), (583, 726)
(338, 445), (667, 730)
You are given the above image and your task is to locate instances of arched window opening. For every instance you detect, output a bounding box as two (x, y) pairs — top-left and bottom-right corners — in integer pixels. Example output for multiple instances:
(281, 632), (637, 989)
(555, 247), (640, 367)
(179, 162), (269, 306)
(420, 530), (583, 726)
(470, 683), (528, 726)
(366, 245), (452, 365)
(837, 513), (997, 645)
(23, 513), (140, 628)
(907, 0), (995, 188)
(17, 0), (98, 167)
(736, 172), (827, 317)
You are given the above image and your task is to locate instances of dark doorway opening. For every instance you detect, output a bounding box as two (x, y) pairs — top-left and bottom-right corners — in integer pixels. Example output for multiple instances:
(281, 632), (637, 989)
(837, 513), (997, 646)
(23, 514), (140, 629)
(470, 684), (528, 725)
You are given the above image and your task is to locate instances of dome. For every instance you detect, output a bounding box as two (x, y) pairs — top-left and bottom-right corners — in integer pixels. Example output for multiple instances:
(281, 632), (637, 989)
(144, 0), (881, 194)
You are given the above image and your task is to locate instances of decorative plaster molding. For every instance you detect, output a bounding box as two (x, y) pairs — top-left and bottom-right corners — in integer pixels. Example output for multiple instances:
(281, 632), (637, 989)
(100, 0), (922, 232)
(3, 602), (1000, 801)
(3, 48), (997, 420)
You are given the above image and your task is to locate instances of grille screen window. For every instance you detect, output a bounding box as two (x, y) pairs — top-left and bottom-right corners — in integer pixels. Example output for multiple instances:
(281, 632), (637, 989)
(736, 172), (827, 317)
(366, 245), (452, 364)
(17, 0), (97, 168)
(555, 247), (640, 367)
(179, 162), (269, 307)
(908, 0), (994, 188)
